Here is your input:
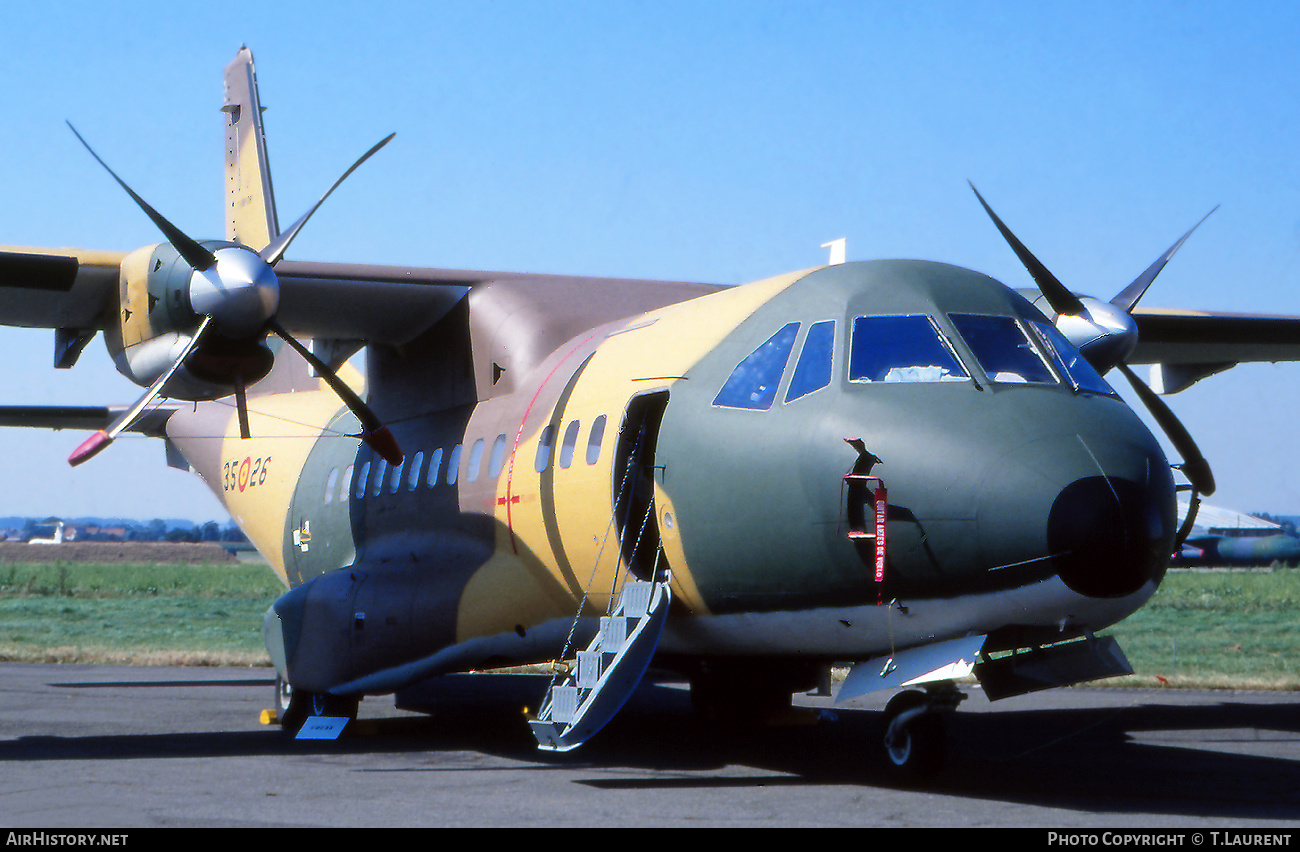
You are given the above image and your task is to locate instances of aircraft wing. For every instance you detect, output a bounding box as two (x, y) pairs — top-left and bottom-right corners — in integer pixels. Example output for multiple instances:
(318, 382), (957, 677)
(1130, 307), (1300, 365)
(271, 259), (480, 343)
(0, 248), (481, 343)
(0, 248), (715, 346)
(0, 247), (125, 330)
(272, 260), (720, 344)
(0, 405), (174, 436)
(1128, 307), (1300, 393)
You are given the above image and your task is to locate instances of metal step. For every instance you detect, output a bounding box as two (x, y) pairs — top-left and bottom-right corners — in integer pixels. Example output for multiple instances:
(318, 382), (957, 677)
(528, 575), (671, 752)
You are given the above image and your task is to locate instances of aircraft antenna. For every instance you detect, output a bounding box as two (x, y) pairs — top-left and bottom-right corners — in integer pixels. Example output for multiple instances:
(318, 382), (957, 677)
(821, 238), (846, 265)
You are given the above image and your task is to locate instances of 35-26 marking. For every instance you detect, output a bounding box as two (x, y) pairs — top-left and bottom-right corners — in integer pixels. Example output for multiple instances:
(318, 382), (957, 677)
(223, 456), (270, 492)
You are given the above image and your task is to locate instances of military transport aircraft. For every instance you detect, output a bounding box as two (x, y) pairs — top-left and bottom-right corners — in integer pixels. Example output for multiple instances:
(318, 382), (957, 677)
(3, 47), (1300, 783)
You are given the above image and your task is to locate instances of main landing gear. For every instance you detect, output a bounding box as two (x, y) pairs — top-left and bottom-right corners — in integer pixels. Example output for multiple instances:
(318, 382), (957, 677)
(879, 682), (965, 785)
(274, 675), (358, 734)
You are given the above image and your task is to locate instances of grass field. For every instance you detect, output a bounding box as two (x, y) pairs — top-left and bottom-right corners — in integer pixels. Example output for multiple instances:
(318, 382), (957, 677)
(1106, 568), (1300, 690)
(1, 562), (1298, 689)
(0, 561), (282, 666)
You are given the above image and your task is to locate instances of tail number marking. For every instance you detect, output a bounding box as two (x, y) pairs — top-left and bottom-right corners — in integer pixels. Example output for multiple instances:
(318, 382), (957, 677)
(223, 456), (271, 492)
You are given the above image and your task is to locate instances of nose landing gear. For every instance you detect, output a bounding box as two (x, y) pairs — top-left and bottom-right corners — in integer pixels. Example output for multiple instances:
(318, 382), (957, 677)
(879, 682), (965, 785)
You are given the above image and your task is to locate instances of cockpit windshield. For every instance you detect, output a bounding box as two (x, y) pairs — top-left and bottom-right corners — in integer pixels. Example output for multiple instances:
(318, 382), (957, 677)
(1029, 320), (1116, 395)
(848, 315), (968, 384)
(948, 313), (1057, 384)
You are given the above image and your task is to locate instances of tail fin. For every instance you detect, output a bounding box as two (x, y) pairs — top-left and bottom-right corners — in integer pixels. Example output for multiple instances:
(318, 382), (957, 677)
(223, 47), (279, 250)
(223, 48), (310, 393)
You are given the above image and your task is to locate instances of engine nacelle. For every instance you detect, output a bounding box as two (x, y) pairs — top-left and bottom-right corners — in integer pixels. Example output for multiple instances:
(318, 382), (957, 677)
(1025, 291), (1139, 374)
(104, 242), (276, 400)
(1054, 296), (1139, 372)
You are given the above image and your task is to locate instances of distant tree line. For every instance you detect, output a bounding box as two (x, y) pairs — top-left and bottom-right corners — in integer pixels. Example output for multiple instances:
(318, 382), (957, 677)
(17, 518), (248, 544)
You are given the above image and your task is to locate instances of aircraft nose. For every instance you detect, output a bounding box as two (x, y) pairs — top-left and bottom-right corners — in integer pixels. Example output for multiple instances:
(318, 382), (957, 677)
(978, 429), (1175, 600)
(1047, 474), (1170, 598)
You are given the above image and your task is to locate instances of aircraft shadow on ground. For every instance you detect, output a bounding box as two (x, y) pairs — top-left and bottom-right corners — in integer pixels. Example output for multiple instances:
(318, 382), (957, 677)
(576, 682), (1300, 822)
(3, 674), (1298, 821)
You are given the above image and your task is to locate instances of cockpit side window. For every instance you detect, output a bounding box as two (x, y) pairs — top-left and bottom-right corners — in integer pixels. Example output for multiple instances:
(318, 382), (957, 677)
(1030, 321), (1116, 395)
(949, 313), (1057, 384)
(785, 320), (835, 403)
(713, 322), (800, 410)
(848, 315), (968, 384)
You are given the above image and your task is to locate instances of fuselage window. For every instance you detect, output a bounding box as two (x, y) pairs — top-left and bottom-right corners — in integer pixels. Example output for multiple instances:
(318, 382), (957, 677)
(488, 434), (508, 478)
(324, 467), (338, 505)
(949, 313), (1056, 384)
(713, 321), (800, 410)
(848, 315), (968, 384)
(341, 465), (353, 502)
(357, 461), (371, 499)
(587, 415), (607, 465)
(389, 459), (404, 493)
(535, 425), (554, 473)
(466, 439), (484, 483)
(560, 420), (581, 469)
(372, 459), (388, 497)
(447, 445), (462, 485)
(426, 448), (443, 487)
(1030, 321), (1116, 396)
(785, 319), (836, 402)
(408, 451), (424, 491)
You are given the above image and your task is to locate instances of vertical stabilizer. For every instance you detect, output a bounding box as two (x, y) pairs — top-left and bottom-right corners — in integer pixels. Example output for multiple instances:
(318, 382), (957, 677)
(223, 47), (280, 250)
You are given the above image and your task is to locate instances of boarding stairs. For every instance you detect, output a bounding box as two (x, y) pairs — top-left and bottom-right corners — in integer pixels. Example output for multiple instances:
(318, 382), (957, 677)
(528, 573), (671, 752)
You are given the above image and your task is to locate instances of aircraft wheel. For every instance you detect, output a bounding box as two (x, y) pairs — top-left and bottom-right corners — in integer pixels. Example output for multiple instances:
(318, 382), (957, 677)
(880, 689), (945, 785)
(274, 675), (307, 732)
(274, 676), (358, 733)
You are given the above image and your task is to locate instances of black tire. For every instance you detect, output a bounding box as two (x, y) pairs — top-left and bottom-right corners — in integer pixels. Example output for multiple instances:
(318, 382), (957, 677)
(274, 676), (358, 734)
(275, 675), (307, 732)
(880, 690), (945, 785)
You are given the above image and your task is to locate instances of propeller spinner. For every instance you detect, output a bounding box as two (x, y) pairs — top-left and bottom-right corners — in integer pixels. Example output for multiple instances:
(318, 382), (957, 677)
(65, 125), (402, 468)
(970, 184), (1216, 497)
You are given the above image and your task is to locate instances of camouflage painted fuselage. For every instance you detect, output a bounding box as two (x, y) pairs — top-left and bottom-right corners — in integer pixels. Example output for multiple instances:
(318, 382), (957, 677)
(166, 258), (1176, 699)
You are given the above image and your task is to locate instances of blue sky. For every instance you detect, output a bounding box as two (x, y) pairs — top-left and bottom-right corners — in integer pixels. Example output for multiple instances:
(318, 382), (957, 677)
(0, 1), (1298, 521)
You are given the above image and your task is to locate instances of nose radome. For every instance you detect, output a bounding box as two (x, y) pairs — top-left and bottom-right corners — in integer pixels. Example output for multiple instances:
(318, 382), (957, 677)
(1047, 475), (1171, 598)
(976, 428), (1174, 599)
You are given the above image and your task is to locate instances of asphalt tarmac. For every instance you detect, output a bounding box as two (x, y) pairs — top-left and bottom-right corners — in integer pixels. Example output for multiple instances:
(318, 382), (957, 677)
(1, 662), (1298, 828)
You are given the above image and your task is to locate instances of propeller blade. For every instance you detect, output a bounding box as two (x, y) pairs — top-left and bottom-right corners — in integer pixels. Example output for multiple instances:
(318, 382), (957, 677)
(259, 133), (396, 266)
(969, 182), (1086, 317)
(69, 316), (215, 466)
(69, 126), (398, 461)
(1109, 207), (1218, 313)
(267, 320), (403, 466)
(1116, 363), (1215, 496)
(67, 122), (217, 272)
